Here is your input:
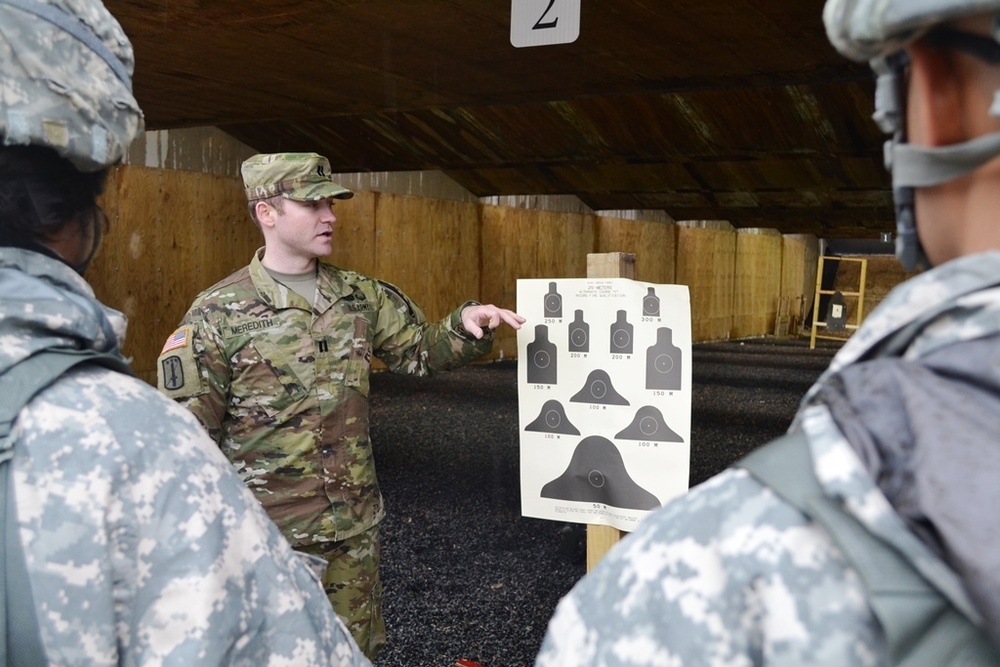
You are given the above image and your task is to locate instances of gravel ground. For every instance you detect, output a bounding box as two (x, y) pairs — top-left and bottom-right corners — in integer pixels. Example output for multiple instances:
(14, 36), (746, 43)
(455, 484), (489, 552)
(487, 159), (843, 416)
(370, 336), (841, 667)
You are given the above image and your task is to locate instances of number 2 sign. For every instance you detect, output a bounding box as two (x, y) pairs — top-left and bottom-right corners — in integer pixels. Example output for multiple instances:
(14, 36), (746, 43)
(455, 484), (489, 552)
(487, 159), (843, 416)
(510, 0), (580, 48)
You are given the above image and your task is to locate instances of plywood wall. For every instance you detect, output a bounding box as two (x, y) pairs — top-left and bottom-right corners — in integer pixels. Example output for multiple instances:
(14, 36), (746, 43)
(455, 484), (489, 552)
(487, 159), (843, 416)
(595, 215), (677, 284)
(779, 234), (819, 333)
(480, 205), (596, 359)
(326, 190), (378, 278)
(676, 224), (736, 342)
(92, 164), (259, 385)
(732, 229), (783, 339)
(370, 192), (481, 323)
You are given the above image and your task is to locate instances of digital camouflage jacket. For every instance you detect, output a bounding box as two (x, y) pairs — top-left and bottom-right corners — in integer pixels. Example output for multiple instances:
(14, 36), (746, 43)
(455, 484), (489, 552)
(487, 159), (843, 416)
(158, 249), (491, 546)
(0, 247), (369, 666)
(536, 251), (1000, 666)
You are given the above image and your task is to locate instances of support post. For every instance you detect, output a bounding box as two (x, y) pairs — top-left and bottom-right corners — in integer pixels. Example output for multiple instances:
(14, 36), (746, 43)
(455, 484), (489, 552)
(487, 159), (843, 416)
(584, 252), (636, 571)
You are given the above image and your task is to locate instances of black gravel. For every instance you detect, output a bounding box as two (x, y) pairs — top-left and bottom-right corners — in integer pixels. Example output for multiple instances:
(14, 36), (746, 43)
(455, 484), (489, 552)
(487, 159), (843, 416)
(370, 337), (841, 667)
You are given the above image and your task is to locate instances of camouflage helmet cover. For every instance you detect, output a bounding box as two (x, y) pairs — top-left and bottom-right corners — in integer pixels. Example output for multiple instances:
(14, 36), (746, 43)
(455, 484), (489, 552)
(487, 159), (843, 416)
(824, 0), (1000, 61)
(0, 0), (144, 172)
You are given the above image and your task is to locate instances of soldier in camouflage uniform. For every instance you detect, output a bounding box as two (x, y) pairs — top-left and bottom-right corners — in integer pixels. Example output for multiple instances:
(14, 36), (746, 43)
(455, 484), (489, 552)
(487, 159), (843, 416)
(536, 2), (1000, 665)
(157, 151), (524, 659)
(1, 1), (370, 665)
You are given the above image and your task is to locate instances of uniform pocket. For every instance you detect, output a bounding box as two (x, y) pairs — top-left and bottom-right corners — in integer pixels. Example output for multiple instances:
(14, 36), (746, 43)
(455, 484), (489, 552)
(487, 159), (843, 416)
(231, 336), (310, 418)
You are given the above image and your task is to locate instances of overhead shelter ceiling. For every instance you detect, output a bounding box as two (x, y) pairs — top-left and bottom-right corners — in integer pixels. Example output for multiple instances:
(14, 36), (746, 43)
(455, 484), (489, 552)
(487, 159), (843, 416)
(104, 0), (890, 239)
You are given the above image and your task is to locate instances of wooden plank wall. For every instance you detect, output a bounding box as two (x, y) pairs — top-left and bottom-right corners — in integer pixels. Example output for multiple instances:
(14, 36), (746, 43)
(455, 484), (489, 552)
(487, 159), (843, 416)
(595, 215), (677, 285)
(481, 205), (595, 360)
(370, 192), (481, 323)
(732, 229), (783, 339)
(675, 224), (737, 342)
(91, 165), (258, 385)
(780, 234), (818, 332)
(91, 163), (820, 385)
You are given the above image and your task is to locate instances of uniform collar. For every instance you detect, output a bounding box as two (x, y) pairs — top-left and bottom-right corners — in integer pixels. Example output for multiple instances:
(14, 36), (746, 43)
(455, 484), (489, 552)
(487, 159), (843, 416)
(249, 247), (356, 312)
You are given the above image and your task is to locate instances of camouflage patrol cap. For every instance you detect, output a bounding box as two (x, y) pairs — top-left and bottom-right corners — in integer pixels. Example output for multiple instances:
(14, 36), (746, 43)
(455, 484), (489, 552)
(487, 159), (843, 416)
(0, 0), (144, 172)
(824, 0), (1000, 61)
(241, 152), (354, 202)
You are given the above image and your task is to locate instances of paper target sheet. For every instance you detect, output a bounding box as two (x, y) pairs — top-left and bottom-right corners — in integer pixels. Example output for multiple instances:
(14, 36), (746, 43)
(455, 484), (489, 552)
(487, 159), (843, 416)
(517, 278), (692, 531)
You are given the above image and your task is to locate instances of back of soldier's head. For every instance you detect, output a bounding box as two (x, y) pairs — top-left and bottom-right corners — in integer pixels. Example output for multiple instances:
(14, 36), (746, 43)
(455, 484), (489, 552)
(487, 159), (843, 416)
(0, 0), (144, 265)
(0, 0), (144, 171)
(824, 0), (1000, 270)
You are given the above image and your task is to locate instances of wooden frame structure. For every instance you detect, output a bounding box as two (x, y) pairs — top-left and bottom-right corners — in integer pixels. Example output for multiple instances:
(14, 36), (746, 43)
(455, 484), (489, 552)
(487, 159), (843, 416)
(809, 255), (868, 349)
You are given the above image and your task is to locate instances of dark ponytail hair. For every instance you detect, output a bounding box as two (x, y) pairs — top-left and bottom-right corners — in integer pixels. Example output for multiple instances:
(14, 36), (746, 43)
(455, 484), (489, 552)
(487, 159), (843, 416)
(0, 145), (109, 265)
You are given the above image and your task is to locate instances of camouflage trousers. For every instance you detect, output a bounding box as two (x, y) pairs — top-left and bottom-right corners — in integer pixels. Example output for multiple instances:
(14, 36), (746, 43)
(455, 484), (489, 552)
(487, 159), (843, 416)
(297, 525), (386, 661)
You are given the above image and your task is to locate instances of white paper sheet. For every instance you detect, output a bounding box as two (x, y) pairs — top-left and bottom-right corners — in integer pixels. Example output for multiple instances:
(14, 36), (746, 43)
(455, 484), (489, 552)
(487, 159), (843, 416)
(517, 278), (692, 531)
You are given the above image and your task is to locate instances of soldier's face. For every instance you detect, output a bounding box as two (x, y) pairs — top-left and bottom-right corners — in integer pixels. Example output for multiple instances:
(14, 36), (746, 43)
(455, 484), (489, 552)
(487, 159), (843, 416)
(271, 198), (337, 259)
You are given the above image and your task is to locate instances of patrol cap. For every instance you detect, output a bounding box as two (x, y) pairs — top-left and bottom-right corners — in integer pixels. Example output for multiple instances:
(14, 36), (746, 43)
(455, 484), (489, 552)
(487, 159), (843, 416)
(824, 0), (1000, 62)
(241, 152), (354, 202)
(0, 0), (144, 172)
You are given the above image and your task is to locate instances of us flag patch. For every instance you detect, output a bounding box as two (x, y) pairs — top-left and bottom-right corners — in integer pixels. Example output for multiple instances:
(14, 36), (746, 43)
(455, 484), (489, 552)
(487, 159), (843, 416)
(161, 326), (190, 354)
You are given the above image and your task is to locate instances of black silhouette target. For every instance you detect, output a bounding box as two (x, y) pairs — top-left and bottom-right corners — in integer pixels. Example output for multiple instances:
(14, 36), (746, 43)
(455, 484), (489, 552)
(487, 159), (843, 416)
(616, 406), (683, 443)
(567, 310), (589, 353)
(541, 436), (660, 511)
(543, 282), (563, 318)
(525, 399), (580, 435)
(646, 327), (682, 391)
(570, 369), (629, 405)
(527, 324), (557, 385)
(609, 310), (634, 354)
(643, 293), (660, 317)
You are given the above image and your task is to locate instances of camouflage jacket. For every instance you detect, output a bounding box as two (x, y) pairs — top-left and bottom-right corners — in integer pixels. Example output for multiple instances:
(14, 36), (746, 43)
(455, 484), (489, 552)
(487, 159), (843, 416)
(0, 247), (370, 666)
(158, 249), (491, 545)
(536, 251), (1000, 666)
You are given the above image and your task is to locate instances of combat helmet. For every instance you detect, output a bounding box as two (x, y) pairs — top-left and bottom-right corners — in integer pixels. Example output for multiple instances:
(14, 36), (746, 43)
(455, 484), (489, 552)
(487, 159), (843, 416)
(0, 0), (144, 171)
(824, 0), (1000, 270)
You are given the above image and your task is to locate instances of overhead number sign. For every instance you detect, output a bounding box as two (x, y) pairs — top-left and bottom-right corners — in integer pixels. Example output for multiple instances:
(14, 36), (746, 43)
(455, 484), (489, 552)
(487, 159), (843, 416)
(510, 0), (580, 48)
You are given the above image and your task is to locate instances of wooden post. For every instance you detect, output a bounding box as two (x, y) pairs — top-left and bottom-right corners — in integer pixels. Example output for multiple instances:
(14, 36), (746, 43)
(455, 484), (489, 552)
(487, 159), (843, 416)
(584, 252), (636, 571)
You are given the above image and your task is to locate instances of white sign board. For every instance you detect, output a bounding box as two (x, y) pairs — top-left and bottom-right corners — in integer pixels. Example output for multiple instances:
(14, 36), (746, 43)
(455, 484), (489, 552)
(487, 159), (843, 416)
(510, 0), (580, 48)
(517, 278), (692, 532)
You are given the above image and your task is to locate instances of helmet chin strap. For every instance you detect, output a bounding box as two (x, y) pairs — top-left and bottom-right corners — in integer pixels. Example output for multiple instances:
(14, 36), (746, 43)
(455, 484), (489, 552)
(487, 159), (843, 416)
(891, 131), (1000, 187)
(886, 132), (1000, 271)
(886, 125), (1000, 272)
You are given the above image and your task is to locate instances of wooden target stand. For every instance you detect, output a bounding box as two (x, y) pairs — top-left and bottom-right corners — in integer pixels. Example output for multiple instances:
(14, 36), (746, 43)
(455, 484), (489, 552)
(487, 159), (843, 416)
(583, 252), (635, 570)
(809, 255), (868, 350)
